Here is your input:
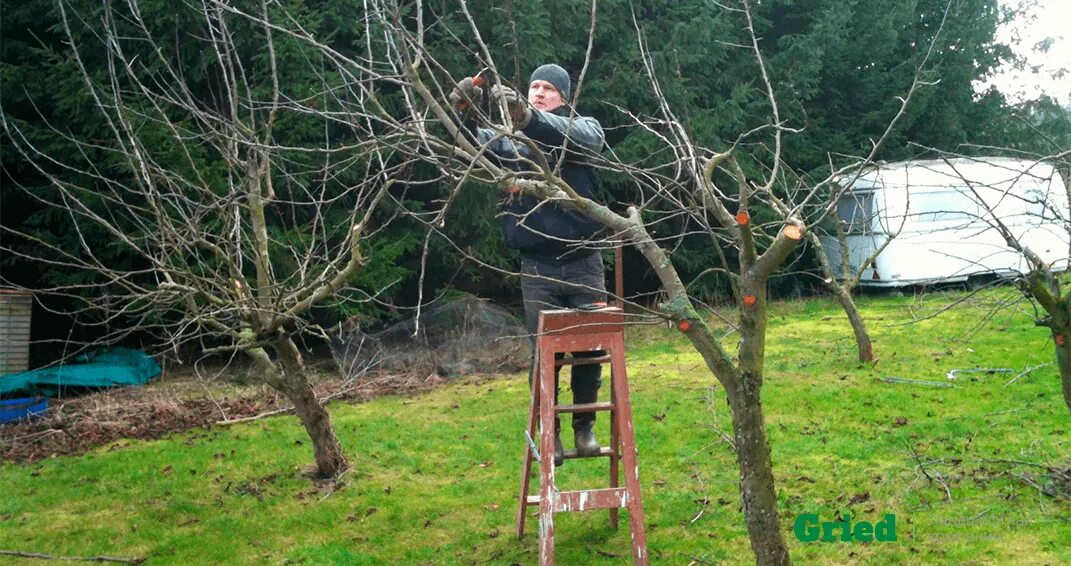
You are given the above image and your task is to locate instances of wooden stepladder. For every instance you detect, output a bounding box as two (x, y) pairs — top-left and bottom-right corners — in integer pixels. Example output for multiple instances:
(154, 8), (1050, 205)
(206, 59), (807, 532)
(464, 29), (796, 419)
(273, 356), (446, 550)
(516, 307), (647, 565)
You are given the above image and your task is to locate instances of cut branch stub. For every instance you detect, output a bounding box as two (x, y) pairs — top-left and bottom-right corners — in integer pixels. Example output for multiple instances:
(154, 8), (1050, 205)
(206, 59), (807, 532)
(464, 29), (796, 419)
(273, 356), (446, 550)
(736, 210), (750, 226)
(783, 223), (803, 241)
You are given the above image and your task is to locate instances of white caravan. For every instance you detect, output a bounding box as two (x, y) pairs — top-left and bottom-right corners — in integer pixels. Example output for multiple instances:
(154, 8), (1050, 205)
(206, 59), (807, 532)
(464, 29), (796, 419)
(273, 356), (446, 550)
(820, 157), (1070, 287)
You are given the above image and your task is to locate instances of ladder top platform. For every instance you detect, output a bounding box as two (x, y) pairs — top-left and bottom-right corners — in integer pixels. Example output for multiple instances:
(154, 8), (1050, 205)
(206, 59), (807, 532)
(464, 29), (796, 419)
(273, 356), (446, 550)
(536, 307), (625, 335)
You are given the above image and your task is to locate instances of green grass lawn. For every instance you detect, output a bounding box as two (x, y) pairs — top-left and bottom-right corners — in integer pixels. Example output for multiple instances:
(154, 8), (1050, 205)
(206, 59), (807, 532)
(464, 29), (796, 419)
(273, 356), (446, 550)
(2, 287), (1068, 564)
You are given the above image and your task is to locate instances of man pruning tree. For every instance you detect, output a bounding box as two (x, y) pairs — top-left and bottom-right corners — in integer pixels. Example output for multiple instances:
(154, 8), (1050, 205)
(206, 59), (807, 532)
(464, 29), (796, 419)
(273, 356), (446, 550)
(450, 63), (608, 466)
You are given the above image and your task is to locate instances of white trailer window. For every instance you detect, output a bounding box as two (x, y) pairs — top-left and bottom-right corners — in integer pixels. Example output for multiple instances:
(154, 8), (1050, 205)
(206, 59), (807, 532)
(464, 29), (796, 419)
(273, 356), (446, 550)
(911, 190), (979, 223)
(836, 191), (875, 234)
(1025, 188), (1063, 224)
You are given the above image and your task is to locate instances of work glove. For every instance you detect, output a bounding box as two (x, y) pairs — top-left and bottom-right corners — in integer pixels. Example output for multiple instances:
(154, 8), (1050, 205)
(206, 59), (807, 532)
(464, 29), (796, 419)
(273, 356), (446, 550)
(448, 77), (484, 114)
(490, 84), (532, 129)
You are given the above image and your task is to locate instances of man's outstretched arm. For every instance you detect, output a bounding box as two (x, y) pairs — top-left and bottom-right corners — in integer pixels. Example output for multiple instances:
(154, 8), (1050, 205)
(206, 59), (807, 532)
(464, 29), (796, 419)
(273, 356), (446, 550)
(522, 110), (605, 157)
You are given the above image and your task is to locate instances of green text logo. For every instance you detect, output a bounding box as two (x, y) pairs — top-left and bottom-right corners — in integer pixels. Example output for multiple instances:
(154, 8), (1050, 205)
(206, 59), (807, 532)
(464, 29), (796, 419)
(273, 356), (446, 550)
(793, 513), (897, 542)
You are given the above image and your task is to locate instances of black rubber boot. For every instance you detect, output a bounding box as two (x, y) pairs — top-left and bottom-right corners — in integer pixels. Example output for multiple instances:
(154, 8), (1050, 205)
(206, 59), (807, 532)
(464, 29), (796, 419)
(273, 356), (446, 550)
(574, 426), (600, 457)
(571, 355), (601, 457)
(554, 431), (564, 467)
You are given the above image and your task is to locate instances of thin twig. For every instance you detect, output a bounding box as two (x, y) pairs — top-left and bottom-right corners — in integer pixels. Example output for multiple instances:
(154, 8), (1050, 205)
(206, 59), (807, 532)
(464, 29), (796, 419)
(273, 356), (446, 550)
(1010, 472), (1070, 501)
(216, 406), (292, 425)
(881, 377), (953, 388)
(702, 386), (736, 451)
(904, 440), (952, 501)
(979, 458), (1064, 472)
(3, 429), (63, 444)
(689, 467), (709, 525)
(215, 380), (366, 425)
(1005, 362), (1054, 386)
(945, 367), (1012, 380)
(948, 407), (1027, 421)
(0, 550), (145, 564)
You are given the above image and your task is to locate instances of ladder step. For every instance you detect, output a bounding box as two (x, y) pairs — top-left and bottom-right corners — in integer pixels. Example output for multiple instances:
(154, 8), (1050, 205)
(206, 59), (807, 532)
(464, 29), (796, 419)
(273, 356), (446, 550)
(554, 355), (611, 367)
(524, 486), (631, 512)
(525, 446), (615, 462)
(554, 402), (614, 414)
(522, 448), (616, 471)
(555, 488), (629, 513)
(562, 446), (615, 460)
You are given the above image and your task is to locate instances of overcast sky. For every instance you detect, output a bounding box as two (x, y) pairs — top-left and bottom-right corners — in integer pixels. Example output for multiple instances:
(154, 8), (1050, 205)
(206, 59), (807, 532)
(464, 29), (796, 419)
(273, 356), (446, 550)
(984, 0), (1070, 105)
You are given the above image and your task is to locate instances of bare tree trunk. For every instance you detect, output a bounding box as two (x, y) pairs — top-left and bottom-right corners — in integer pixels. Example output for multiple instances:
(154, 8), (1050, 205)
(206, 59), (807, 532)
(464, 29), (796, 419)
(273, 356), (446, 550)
(808, 231), (875, 362)
(1021, 269), (1071, 416)
(1057, 338), (1071, 415)
(832, 285), (874, 362)
(729, 280), (791, 565)
(727, 377), (791, 566)
(1050, 315), (1071, 414)
(273, 337), (349, 478)
(684, 323), (791, 565)
(1047, 292), (1071, 414)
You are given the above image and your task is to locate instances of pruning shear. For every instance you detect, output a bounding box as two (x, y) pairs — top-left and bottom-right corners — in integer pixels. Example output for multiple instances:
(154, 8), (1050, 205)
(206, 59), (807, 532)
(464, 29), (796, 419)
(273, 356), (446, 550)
(453, 67), (492, 112)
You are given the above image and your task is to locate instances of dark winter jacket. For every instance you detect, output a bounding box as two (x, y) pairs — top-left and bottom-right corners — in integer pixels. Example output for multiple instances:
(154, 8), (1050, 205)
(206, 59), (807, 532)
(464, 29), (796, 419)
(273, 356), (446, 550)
(471, 107), (606, 261)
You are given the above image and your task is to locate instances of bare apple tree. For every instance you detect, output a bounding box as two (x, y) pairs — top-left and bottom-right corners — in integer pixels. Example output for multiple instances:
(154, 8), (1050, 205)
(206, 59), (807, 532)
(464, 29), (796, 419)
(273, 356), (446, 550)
(936, 150), (1070, 413)
(0, 0), (423, 478)
(788, 6), (951, 363)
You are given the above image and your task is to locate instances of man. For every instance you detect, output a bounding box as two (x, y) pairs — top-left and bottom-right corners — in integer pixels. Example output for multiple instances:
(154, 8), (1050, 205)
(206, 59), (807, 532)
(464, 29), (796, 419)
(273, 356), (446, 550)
(450, 64), (607, 466)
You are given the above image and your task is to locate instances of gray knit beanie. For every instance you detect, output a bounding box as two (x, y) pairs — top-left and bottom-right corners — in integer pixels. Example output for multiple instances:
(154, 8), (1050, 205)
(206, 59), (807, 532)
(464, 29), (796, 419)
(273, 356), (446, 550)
(529, 64), (571, 101)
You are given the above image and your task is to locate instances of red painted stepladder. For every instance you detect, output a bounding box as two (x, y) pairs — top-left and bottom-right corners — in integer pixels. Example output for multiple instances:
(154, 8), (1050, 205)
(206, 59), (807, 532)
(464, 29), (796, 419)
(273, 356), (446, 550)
(515, 306), (647, 565)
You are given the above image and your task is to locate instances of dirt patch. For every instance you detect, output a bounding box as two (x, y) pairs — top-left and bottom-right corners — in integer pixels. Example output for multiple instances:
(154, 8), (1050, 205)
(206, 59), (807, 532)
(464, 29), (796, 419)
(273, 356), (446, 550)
(1, 372), (449, 464)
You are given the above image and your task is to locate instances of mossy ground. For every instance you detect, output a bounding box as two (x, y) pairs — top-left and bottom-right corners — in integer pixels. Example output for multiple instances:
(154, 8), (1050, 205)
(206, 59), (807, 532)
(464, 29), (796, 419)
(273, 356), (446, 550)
(2, 286), (1068, 564)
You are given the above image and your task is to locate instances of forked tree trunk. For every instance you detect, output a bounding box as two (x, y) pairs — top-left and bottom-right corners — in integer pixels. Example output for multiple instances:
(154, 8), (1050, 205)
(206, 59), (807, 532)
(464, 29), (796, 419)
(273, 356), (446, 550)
(727, 376), (791, 565)
(273, 338), (349, 478)
(669, 296), (793, 565)
(1022, 270), (1071, 416)
(809, 231), (876, 363)
(832, 285), (874, 362)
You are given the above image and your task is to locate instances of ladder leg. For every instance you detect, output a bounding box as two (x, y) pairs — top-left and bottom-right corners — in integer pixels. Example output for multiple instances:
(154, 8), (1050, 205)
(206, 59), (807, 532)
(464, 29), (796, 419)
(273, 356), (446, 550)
(610, 335), (648, 564)
(609, 366), (619, 531)
(538, 342), (558, 565)
(516, 355), (541, 538)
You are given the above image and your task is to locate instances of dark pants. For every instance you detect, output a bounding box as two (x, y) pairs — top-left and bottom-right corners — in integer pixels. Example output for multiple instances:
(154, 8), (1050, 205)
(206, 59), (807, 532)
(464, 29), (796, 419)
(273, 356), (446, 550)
(521, 252), (606, 432)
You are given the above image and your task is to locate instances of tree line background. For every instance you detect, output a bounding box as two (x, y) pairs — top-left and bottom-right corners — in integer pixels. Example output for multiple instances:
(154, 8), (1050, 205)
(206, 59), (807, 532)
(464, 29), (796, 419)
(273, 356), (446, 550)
(2, 0), (1068, 364)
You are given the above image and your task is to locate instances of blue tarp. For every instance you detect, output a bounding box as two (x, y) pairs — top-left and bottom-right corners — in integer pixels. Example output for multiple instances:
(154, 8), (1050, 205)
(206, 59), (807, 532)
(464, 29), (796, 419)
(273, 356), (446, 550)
(0, 397), (49, 424)
(0, 348), (161, 398)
